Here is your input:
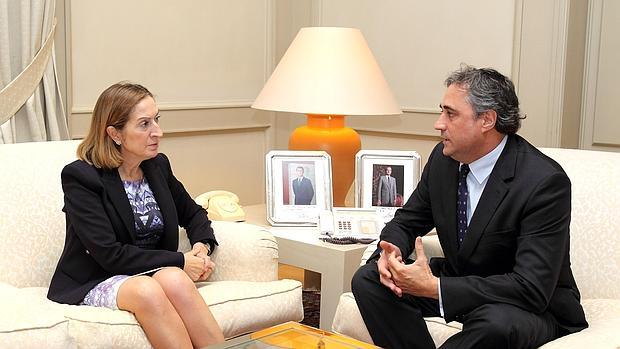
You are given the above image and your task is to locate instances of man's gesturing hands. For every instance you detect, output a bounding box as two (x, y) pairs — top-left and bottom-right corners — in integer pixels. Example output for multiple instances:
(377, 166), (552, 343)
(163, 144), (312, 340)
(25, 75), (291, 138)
(378, 237), (439, 299)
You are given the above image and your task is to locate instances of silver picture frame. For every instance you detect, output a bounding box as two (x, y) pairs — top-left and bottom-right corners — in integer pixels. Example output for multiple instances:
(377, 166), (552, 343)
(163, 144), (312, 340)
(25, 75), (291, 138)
(266, 150), (333, 226)
(355, 150), (421, 221)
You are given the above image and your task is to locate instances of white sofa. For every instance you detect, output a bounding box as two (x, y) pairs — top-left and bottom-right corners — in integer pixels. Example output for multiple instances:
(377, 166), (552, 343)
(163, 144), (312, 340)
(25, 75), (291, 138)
(0, 140), (303, 348)
(332, 147), (620, 348)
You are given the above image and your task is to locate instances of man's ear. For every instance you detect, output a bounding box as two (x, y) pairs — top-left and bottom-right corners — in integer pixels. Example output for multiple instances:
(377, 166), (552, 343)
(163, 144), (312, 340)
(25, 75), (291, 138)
(106, 126), (120, 144)
(480, 110), (497, 132)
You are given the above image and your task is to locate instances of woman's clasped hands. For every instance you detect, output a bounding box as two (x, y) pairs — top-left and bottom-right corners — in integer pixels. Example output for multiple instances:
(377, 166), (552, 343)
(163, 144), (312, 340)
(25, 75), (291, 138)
(183, 242), (215, 281)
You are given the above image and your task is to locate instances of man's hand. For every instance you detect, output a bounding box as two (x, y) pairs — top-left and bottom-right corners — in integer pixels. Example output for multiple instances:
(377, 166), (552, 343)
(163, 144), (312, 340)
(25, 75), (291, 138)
(387, 236), (439, 299)
(378, 240), (404, 296)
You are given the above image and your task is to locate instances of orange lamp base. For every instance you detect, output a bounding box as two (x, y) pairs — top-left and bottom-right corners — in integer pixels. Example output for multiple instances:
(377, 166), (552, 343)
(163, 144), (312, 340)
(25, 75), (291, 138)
(288, 114), (361, 207)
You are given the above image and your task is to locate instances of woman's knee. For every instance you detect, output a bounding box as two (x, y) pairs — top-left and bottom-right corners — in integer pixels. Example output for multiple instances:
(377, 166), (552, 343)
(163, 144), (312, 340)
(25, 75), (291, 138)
(117, 276), (168, 313)
(153, 267), (197, 298)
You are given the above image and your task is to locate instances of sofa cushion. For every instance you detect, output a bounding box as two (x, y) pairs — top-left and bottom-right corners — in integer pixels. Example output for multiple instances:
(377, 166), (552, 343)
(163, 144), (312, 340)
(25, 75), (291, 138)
(331, 292), (373, 344)
(0, 140), (80, 288)
(538, 299), (620, 348)
(63, 306), (151, 349)
(22, 280), (302, 347)
(332, 292), (462, 348)
(539, 148), (620, 300)
(0, 283), (73, 349)
(199, 279), (303, 338)
(333, 292), (620, 348)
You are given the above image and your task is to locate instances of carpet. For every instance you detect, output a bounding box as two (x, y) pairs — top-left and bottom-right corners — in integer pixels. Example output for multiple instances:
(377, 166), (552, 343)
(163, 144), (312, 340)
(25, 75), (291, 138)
(301, 290), (320, 328)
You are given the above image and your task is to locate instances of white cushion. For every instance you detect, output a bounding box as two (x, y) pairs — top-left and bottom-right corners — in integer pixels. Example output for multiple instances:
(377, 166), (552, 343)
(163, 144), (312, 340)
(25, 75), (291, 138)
(199, 279), (303, 338)
(0, 283), (73, 349)
(0, 140), (80, 288)
(539, 148), (620, 299)
(538, 299), (620, 348)
(21, 279), (302, 348)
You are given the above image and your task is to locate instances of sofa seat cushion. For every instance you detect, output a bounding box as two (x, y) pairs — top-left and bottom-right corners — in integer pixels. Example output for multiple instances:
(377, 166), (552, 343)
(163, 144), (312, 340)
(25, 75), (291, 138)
(332, 292), (461, 348)
(22, 279), (302, 348)
(539, 298), (620, 348)
(198, 279), (303, 338)
(333, 293), (620, 348)
(21, 286), (150, 349)
(0, 283), (73, 349)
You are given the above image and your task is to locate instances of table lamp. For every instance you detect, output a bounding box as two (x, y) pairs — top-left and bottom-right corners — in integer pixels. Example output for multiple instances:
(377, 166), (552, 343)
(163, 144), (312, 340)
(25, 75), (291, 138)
(252, 27), (401, 206)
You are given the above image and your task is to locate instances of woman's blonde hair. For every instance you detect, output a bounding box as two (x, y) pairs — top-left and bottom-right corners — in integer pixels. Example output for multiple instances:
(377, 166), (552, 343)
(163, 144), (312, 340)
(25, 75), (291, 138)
(77, 82), (153, 169)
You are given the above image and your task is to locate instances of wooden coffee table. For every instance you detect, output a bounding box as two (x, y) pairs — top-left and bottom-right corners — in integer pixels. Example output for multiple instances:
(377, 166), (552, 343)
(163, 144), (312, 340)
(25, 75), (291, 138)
(211, 321), (378, 348)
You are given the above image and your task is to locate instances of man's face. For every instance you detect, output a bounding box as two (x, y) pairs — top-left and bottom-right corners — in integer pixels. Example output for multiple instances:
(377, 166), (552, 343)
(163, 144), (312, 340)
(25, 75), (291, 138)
(435, 84), (487, 163)
(386, 167), (392, 176)
(296, 168), (304, 178)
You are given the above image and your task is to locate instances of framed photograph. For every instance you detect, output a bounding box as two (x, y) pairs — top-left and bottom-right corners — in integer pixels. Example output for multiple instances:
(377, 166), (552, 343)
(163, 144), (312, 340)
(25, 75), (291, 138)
(355, 150), (421, 221)
(266, 150), (333, 226)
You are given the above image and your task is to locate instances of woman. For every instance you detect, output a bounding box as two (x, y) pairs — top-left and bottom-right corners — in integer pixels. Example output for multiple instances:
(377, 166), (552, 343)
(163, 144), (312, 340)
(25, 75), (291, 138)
(48, 82), (225, 348)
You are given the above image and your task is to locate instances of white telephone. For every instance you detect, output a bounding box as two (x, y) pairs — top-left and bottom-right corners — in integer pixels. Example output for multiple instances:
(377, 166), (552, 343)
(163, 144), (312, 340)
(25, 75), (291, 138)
(318, 207), (384, 242)
(195, 190), (245, 222)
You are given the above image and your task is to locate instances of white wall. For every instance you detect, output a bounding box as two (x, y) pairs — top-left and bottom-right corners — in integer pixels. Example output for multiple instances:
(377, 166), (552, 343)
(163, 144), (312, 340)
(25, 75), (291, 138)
(581, 0), (620, 151)
(274, 0), (583, 165)
(62, 0), (619, 205)
(67, 0), (276, 204)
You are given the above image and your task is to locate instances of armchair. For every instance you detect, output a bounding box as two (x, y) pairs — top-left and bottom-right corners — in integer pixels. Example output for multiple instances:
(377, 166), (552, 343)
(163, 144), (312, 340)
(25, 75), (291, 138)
(332, 147), (620, 348)
(0, 140), (303, 348)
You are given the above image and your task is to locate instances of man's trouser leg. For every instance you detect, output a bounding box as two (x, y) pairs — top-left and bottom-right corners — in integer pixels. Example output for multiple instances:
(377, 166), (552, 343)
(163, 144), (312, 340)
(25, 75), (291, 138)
(440, 303), (561, 349)
(352, 261), (440, 349)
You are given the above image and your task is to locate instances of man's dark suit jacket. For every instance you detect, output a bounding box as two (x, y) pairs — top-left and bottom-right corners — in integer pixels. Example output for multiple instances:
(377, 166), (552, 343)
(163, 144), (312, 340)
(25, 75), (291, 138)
(374, 134), (587, 334)
(292, 177), (314, 205)
(47, 154), (216, 305)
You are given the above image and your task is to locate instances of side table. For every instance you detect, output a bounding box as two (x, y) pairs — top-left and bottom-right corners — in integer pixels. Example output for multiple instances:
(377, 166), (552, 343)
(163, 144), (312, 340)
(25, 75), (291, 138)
(243, 204), (371, 330)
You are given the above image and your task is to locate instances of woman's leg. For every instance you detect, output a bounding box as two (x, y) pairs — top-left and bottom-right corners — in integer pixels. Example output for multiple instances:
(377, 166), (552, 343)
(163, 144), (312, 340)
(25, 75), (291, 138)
(117, 275), (193, 349)
(153, 267), (225, 347)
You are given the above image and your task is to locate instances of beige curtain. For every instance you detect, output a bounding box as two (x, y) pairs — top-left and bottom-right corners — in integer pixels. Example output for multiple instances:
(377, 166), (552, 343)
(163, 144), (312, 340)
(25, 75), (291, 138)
(0, 0), (68, 143)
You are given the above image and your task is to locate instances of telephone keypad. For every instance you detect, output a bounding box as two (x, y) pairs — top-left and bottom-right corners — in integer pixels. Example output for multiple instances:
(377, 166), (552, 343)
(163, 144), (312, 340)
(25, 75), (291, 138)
(337, 220), (353, 233)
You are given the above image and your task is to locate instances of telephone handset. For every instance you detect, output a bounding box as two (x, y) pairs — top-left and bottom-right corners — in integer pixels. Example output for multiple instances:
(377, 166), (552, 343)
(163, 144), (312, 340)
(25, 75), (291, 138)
(195, 190), (246, 222)
(318, 207), (383, 244)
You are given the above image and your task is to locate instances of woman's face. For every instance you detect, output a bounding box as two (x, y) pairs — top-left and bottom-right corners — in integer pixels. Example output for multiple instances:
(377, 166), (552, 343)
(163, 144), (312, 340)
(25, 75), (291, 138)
(115, 96), (163, 164)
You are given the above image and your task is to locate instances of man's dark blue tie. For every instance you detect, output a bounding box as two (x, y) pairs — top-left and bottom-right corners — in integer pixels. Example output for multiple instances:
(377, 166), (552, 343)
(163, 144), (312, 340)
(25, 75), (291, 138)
(457, 164), (470, 248)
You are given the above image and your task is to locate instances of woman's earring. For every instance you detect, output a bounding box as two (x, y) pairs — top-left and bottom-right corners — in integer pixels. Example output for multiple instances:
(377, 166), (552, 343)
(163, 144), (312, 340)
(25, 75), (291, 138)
(115, 140), (121, 146)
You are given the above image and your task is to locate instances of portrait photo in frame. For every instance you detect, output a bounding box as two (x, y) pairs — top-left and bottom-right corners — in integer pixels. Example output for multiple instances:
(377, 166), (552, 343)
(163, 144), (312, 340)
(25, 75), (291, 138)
(355, 150), (421, 222)
(266, 150), (333, 226)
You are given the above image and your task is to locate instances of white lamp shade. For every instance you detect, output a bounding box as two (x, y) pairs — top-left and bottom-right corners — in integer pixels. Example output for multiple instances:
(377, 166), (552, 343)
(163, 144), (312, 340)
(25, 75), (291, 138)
(252, 27), (402, 116)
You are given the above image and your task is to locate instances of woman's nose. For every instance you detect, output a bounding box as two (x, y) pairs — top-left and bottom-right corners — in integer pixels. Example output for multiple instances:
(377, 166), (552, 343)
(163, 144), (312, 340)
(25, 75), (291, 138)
(152, 122), (163, 137)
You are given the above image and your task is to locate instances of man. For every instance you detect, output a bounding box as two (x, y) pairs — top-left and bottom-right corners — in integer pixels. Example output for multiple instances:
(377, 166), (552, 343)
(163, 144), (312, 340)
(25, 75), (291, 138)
(292, 166), (314, 205)
(352, 66), (587, 349)
(376, 166), (398, 207)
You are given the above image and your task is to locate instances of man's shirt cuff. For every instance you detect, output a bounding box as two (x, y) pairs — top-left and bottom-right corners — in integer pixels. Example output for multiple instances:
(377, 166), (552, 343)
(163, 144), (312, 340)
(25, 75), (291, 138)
(438, 277), (445, 317)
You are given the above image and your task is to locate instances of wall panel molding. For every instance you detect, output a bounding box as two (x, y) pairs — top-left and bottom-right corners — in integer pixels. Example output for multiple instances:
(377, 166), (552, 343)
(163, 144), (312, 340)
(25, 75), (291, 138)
(71, 101), (255, 114)
(545, 0), (570, 147)
(69, 107), (273, 139)
(69, 1), (272, 112)
(580, 0), (620, 150)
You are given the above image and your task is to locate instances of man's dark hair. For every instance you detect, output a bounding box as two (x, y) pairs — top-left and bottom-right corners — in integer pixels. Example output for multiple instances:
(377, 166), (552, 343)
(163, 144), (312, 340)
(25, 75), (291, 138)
(445, 64), (524, 134)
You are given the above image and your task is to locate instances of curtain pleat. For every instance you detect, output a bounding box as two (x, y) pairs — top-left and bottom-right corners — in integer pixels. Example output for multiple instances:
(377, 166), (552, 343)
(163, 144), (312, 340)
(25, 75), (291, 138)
(0, 0), (68, 144)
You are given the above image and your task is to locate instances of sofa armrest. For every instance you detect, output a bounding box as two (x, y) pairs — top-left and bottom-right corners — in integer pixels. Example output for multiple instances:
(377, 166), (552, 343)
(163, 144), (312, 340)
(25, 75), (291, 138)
(359, 233), (444, 266)
(179, 221), (279, 282)
(410, 233), (444, 260)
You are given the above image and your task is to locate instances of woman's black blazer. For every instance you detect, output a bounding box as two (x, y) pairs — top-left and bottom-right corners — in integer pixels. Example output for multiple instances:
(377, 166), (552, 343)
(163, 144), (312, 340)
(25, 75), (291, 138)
(47, 153), (216, 305)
